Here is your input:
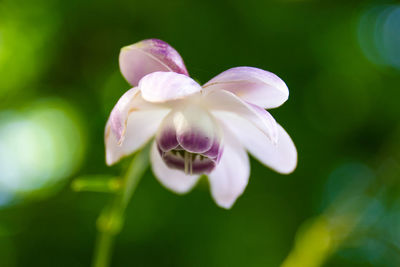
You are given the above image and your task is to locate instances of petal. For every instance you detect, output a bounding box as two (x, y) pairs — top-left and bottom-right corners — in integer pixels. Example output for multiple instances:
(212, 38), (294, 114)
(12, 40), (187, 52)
(156, 105), (223, 155)
(119, 39), (188, 86)
(155, 111), (179, 152)
(203, 67), (289, 109)
(202, 139), (223, 161)
(205, 89), (278, 143)
(215, 112), (297, 174)
(160, 149), (216, 174)
(105, 109), (169, 165)
(107, 88), (139, 144)
(150, 141), (200, 194)
(139, 72), (202, 103)
(174, 105), (220, 154)
(106, 88), (162, 144)
(208, 130), (250, 209)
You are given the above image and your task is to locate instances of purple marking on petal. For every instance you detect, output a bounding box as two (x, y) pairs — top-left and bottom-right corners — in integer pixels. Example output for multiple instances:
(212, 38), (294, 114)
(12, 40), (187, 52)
(161, 152), (216, 174)
(143, 39), (189, 76)
(191, 159), (216, 174)
(216, 146), (224, 163)
(177, 130), (213, 154)
(110, 109), (123, 141)
(160, 152), (184, 170)
(107, 87), (139, 143)
(157, 128), (179, 152)
(202, 140), (221, 159)
(119, 39), (189, 86)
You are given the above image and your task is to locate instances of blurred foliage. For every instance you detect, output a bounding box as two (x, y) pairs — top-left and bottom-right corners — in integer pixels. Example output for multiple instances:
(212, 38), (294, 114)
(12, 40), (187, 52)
(1, 0), (400, 266)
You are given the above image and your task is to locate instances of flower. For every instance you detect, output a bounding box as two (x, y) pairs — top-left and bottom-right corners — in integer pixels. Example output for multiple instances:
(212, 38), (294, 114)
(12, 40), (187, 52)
(105, 39), (297, 209)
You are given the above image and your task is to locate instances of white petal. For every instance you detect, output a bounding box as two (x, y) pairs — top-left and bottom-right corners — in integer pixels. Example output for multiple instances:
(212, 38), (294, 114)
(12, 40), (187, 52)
(139, 72), (202, 103)
(105, 109), (169, 165)
(106, 88), (164, 145)
(150, 141), (200, 194)
(216, 112), (297, 174)
(205, 89), (278, 143)
(108, 88), (139, 143)
(119, 39), (188, 86)
(203, 67), (289, 109)
(208, 130), (250, 209)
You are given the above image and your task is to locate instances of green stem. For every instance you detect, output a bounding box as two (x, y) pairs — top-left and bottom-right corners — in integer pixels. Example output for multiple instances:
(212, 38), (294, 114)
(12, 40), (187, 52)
(92, 144), (150, 267)
(92, 231), (115, 267)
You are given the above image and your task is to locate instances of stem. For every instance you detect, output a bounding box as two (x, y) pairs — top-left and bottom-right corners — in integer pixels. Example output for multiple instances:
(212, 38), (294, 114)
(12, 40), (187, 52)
(92, 144), (150, 267)
(92, 231), (115, 267)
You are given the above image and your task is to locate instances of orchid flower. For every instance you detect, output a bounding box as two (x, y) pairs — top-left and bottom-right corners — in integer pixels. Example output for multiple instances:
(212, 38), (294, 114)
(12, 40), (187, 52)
(105, 39), (297, 209)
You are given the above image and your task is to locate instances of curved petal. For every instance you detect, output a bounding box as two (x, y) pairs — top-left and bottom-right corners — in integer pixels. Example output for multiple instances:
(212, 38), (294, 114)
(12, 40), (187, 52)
(119, 39), (188, 86)
(106, 88), (163, 145)
(208, 130), (250, 209)
(203, 67), (289, 109)
(174, 105), (221, 154)
(205, 89), (278, 143)
(139, 71), (202, 103)
(215, 112), (297, 174)
(105, 109), (169, 165)
(160, 149), (217, 175)
(156, 106), (218, 154)
(155, 111), (179, 152)
(150, 141), (200, 194)
(107, 88), (139, 144)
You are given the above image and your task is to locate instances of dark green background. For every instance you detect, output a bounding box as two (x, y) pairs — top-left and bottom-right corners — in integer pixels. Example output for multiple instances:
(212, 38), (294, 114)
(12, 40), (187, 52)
(1, 0), (400, 266)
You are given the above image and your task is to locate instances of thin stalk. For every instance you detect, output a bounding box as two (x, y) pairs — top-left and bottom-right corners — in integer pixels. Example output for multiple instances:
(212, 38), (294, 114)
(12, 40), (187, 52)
(92, 231), (115, 267)
(92, 144), (150, 267)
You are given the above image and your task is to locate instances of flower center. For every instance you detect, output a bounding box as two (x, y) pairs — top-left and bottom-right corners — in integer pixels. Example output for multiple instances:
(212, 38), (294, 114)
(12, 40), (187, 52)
(157, 144), (221, 175)
(156, 104), (223, 175)
(183, 150), (193, 175)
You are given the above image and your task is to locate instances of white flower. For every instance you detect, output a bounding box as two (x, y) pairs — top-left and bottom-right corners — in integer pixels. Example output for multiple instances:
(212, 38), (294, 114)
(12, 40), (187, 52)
(105, 39), (297, 209)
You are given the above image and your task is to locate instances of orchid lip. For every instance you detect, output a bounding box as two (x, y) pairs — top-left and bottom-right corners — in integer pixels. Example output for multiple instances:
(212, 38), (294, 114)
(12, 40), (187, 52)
(177, 130), (213, 154)
(156, 141), (222, 175)
(155, 104), (223, 174)
(202, 140), (222, 159)
(157, 127), (179, 151)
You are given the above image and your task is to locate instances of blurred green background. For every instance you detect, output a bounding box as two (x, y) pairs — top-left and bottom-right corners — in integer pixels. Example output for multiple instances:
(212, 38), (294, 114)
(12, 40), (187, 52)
(1, 0), (400, 266)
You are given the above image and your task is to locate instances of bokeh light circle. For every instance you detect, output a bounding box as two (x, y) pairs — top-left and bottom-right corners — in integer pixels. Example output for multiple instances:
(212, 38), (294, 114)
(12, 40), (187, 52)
(0, 98), (86, 206)
(358, 4), (400, 70)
